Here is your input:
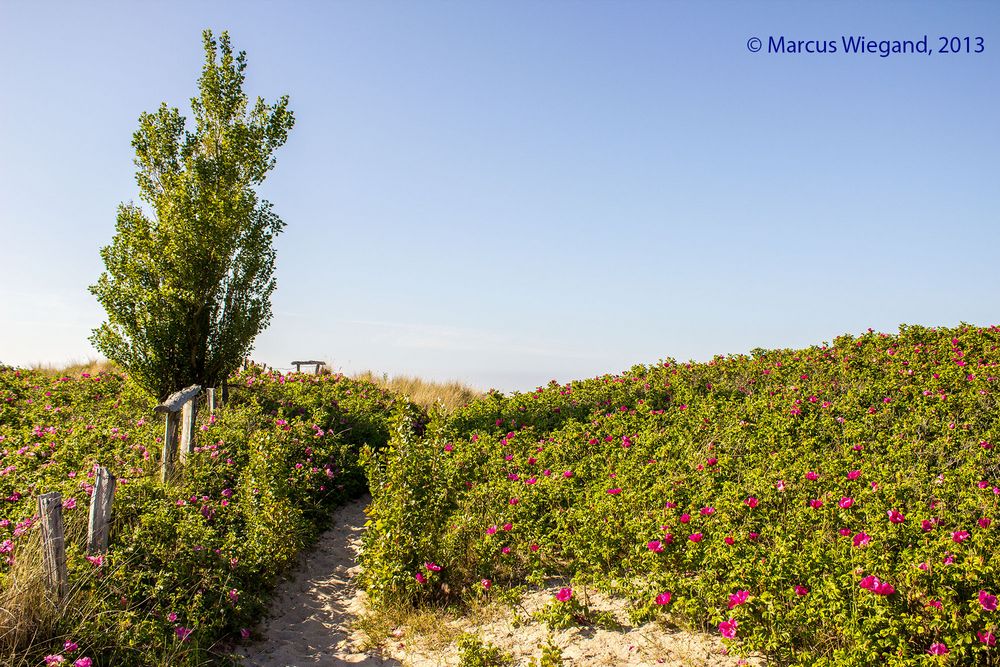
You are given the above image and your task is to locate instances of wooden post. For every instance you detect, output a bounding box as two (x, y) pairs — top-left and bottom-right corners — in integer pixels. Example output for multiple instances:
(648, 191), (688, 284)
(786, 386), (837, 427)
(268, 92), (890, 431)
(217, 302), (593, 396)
(161, 412), (179, 482)
(207, 387), (217, 415)
(87, 466), (117, 555)
(38, 492), (68, 598)
(180, 399), (197, 461)
(155, 385), (201, 483)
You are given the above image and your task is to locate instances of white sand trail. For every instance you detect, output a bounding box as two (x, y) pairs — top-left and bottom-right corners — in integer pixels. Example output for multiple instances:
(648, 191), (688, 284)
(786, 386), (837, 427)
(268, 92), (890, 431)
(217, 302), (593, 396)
(239, 495), (757, 666)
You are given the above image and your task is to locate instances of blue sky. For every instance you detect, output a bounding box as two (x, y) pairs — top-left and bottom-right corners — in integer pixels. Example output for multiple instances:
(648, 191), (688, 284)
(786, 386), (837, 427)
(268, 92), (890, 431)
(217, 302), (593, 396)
(1, 1), (997, 391)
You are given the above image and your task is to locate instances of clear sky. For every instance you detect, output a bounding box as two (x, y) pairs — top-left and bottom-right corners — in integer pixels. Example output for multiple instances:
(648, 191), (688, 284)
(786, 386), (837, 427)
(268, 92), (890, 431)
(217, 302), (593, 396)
(1, 1), (997, 391)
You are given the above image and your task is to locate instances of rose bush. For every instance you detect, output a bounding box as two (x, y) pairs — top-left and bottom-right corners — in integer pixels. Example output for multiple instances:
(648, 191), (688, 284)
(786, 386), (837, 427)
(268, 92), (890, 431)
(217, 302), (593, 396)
(0, 365), (407, 665)
(361, 324), (1000, 665)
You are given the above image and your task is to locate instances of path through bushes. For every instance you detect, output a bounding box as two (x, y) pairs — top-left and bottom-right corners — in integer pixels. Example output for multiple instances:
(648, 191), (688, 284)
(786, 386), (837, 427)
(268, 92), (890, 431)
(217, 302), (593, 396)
(239, 496), (751, 667)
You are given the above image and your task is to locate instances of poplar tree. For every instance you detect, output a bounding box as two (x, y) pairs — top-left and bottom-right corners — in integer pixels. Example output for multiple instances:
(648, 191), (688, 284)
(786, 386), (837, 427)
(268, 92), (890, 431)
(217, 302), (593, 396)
(90, 30), (294, 399)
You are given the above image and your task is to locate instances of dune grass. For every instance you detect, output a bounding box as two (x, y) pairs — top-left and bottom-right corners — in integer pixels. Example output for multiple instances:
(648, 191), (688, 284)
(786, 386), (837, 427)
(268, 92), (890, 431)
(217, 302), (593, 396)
(348, 371), (482, 413)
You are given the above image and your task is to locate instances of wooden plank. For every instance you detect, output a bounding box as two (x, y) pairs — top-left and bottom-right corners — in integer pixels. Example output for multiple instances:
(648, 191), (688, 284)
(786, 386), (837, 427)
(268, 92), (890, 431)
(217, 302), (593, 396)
(207, 387), (217, 415)
(154, 384), (202, 414)
(161, 411), (179, 483)
(87, 466), (117, 555)
(179, 399), (197, 460)
(38, 492), (68, 598)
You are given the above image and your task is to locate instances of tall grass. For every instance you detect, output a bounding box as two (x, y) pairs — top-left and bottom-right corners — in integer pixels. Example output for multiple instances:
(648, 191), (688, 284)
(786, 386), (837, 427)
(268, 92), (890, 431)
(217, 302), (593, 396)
(29, 359), (119, 377)
(348, 371), (482, 412)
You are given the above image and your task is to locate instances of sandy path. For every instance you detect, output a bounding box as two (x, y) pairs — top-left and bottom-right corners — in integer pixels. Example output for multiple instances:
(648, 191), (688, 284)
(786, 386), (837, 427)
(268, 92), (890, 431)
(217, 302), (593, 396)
(239, 496), (755, 667)
(239, 495), (398, 667)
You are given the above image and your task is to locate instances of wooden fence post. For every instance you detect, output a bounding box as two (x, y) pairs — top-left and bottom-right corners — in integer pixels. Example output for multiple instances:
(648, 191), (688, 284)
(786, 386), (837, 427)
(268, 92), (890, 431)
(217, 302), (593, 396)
(180, 399), (197, 461)
(207, 387), (217, 415)
(155, 385), (201, 483)
(38, 492), (68, 598)
(87, 466), (117, 555)
(161, 411), (179, 482)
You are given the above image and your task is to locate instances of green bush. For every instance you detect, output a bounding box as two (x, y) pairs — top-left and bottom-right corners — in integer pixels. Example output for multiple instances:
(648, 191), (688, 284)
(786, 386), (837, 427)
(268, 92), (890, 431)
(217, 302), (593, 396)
(0, 365), (407, 665)
(361, 324), (1000, 665)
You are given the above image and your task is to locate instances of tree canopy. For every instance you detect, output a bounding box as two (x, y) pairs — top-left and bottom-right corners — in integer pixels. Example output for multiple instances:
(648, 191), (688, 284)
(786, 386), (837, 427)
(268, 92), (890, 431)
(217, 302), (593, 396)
(90, 30), (294, 400)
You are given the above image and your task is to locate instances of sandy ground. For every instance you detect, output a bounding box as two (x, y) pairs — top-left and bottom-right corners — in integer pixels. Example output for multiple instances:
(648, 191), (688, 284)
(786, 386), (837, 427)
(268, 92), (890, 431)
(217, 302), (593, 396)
(238, 497), (757, 667)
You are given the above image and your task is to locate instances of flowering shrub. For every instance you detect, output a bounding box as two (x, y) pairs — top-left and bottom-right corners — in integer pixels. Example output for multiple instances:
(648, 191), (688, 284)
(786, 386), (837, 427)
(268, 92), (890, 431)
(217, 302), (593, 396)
(0, 365), (406, 665)
(361, 324), (1000, 664)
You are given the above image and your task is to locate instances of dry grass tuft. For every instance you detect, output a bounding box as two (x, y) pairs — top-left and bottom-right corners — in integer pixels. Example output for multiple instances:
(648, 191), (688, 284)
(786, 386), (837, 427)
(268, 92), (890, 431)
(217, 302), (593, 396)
(350, 371), (482, 412)
(0, 510), (103, 666)
(352, 603), (464, 654)
(29, 359), (119, 377)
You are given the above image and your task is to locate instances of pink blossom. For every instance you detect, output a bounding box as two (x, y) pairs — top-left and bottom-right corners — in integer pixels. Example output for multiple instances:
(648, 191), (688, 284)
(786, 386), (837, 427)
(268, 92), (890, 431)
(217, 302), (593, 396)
(979, 590), (998, 611)
(415, 572), (426, 584)
(240, 628), (251, 640)
(647, 540), (664, 553)
(853, 532), (871, 547)
(481, 579), (492, 589)
(64, 641), (78, 652)
(72, 659), (92, 667)
(838, 528), (852, 537)
(846, 470), (861, 480)
(167, 612), (178, 623)
(922, 519), (935, 532)
(951, 531), (970, 543)
(700, 506), (715, 516)
(887, 509), (905, 524)
(809, 499), (823, 509)
(502, 523), (512, 532)
(655, 592), (672, 605)
(775, 480), (786, 492)
(724, 536), (735, 545)
(688, 533), (703, 543)
(718, 618), (738, 639)
(62, 497), (77, 510)
(805, 471), (819, 481)
(744, 497), (758, 508)
(927, 643), (948, 655)
(728, 590), (750, 609)
(926, 599), (942, 609)
(978, 631), (997, 646)
(980, 517), (992, 528)
(794, 585), (809, 596)
(679, 513), (691, 524)
(44, 657), (65, 666)
(607, 488), (622, 495)
(555, 587), (573, 602)
(860, 576), (895, 596)
(562, 470), (573, 478)
(175, 627), (193, 641)
(486, 525), (497, 535)
(838, 497), (854, 509)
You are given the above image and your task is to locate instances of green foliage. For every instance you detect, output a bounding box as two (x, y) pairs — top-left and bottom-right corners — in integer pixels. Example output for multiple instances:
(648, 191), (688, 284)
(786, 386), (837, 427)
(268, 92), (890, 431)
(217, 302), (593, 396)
(456, 633), (513, 667)
(361, 323), (1000, 665)
(528, 635), (564, 667)
(89, 30), (295, 400)
(0, 366), (406, 665)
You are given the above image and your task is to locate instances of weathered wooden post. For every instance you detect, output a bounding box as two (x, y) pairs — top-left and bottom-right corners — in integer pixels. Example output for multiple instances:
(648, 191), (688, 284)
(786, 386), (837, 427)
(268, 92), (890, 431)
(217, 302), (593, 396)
(207, 387), (217, 415)
(38, 492), (68, 598)
(155, 385), (201, 483)
(180, 398), (198, 461)
(87, 466), (117, 555)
